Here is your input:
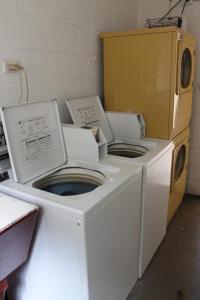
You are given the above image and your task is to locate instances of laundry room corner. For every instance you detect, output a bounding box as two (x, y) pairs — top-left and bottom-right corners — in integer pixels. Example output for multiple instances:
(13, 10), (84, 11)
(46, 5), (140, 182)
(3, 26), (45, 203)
(1, 0), (200, 299)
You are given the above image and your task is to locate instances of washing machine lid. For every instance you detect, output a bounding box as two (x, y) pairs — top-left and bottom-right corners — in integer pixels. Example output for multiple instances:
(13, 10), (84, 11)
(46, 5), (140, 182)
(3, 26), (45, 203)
(1, 100), (66, 184)
(66, 95), (114, 144)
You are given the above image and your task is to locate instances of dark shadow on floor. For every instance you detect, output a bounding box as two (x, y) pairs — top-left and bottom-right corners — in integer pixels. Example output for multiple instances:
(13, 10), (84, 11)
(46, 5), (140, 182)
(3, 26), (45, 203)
(127, 195), (200, 300)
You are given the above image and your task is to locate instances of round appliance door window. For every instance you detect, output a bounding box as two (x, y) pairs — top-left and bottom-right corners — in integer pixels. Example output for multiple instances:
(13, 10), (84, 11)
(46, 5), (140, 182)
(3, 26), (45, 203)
(33, 168), (105, 196)
(175, 145), (186, 182)
(181, 48), (192, 88)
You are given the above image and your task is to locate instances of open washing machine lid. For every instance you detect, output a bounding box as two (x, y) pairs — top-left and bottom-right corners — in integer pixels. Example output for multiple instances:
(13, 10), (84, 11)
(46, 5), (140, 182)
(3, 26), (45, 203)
(66, 95), (148, 159)
(66, 95), (114, 144)
(1, 100), (66, 184)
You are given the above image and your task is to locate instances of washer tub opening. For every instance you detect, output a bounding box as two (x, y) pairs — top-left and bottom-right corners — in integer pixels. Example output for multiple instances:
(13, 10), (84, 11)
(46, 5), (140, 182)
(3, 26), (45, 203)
(33, 168), (105, 196)
(108, 143), (148, 158)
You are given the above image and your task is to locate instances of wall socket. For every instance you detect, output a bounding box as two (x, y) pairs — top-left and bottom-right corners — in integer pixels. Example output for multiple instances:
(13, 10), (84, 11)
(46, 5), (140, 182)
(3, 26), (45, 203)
(88, 55), (97, 66)
(0, 60), (21, 73)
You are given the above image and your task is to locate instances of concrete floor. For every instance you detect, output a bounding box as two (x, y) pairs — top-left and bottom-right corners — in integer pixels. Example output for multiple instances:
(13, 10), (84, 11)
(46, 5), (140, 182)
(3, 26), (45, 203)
(127, 195), (200, 300)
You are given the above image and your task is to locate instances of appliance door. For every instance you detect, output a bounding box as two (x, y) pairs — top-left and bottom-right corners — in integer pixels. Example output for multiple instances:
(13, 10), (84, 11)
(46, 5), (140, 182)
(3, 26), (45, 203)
(171, 136), (189, 192)
(167, 130), (190, 224)
(176, 39), (195, 95)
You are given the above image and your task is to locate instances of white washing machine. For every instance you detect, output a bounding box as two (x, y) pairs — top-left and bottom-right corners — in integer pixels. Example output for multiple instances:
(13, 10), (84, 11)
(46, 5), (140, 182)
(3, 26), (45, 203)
(66, 95), (173, 278)
(0, 100), (143, 300)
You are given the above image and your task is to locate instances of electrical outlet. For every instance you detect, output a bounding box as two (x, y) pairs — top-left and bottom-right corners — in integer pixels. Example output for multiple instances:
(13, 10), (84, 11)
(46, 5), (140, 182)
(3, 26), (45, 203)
(0, 60), (21, 73)
(88, 55), (97, 66)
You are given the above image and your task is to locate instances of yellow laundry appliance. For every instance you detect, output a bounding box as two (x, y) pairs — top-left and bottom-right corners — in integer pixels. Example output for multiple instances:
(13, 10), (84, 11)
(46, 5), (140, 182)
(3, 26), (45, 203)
(168, 128), (189, 224)
(100, 27), (196, 140)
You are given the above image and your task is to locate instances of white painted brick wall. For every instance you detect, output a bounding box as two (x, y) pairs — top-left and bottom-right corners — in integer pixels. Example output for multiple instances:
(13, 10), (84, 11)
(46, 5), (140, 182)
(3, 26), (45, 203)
(137, 0), (200, 195)
(0, 0), (137, 107)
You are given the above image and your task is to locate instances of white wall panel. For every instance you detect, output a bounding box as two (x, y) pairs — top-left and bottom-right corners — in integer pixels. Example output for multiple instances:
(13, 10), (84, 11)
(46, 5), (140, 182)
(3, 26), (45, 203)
(0, 0), (137, 109)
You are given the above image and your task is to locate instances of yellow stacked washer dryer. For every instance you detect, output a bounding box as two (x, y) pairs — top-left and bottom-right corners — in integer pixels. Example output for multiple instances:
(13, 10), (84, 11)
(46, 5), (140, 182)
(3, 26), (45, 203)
(100, 27), (196, 223)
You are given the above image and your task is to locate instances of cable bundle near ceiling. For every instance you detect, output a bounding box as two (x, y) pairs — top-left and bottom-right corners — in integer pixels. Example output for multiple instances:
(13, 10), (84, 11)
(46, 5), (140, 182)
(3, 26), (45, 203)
(146, 0), (190, 28)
